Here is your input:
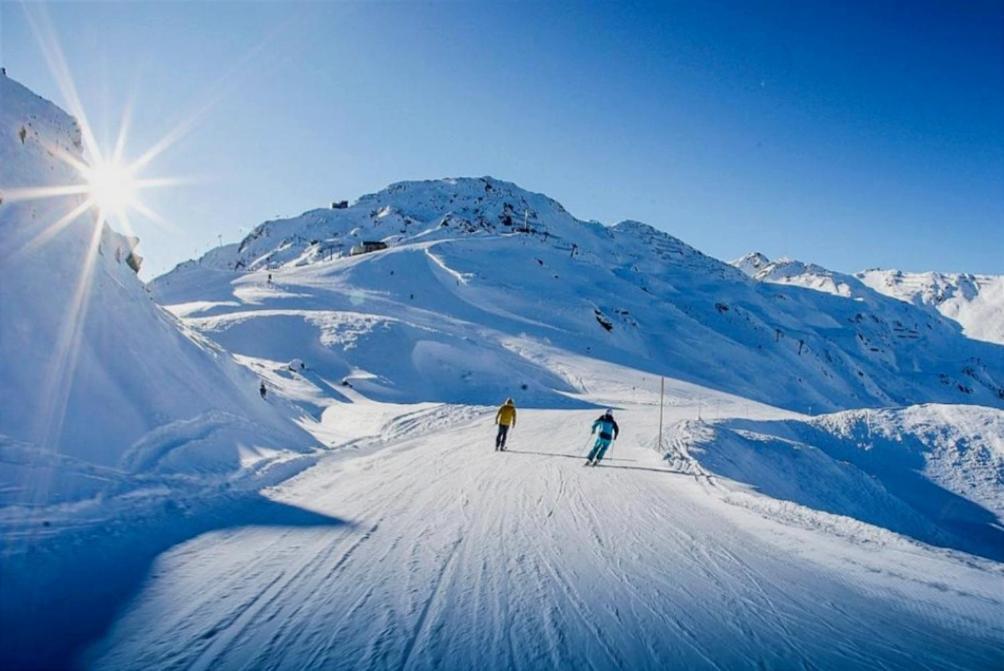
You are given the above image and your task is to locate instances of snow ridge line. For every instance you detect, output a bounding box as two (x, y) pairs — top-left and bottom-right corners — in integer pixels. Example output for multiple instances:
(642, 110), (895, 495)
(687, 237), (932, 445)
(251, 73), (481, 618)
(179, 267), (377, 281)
(424, 244), (472, 286)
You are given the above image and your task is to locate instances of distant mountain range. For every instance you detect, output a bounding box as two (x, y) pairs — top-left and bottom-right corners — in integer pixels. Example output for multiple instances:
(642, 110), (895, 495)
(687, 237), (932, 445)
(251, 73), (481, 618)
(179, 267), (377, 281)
(732, 252), (1004, 346)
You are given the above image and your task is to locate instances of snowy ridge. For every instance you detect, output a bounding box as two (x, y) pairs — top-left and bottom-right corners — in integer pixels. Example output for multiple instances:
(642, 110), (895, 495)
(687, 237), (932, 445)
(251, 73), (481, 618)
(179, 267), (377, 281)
(733, 253), (1004, 346)
(171, 177), (726, 281)
(0, 74), (316, 508)
(857, 268), (1004, 345)
(731, 251), (770, 276)
(732, 252), (863, 298)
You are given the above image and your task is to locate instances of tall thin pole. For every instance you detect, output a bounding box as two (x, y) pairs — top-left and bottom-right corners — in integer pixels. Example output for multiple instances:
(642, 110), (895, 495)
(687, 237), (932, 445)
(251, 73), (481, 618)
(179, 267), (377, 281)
(658, 376), (665, 452)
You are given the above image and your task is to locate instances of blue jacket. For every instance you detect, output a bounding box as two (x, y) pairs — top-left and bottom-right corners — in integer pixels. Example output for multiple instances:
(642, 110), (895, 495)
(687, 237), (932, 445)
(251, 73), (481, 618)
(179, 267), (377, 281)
(592, 415), (619, 441)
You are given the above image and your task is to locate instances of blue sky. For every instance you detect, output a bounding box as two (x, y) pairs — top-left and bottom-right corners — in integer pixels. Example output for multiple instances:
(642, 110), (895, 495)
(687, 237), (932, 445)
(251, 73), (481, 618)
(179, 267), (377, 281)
(2, 1), (1002, 277)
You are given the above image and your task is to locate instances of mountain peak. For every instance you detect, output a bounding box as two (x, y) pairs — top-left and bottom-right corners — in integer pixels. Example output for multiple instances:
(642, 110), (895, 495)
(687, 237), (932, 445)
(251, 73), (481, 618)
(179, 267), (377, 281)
(731, 251), (771, 276)
(169, 176), (700, 275)
(355, 176), (569, 224)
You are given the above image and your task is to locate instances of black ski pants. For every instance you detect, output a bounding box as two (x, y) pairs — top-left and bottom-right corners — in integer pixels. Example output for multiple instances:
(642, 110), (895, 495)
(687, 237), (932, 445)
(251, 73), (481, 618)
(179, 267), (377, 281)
(495, 424), (510, 450)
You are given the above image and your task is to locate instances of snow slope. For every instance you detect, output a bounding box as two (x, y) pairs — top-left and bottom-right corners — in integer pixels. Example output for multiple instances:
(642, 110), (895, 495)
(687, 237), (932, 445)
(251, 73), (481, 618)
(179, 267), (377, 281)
(857, 269), (1004, 346)
(0, 73), (315, 508)
(733, 253), (1004, 346)
(671, 404), (1004, 561)
(4, 369), (999, 670)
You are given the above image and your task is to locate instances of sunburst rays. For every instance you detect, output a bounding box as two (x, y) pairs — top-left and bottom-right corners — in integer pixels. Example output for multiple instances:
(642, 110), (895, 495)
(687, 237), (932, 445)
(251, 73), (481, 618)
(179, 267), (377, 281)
(5, 2), (301, 475)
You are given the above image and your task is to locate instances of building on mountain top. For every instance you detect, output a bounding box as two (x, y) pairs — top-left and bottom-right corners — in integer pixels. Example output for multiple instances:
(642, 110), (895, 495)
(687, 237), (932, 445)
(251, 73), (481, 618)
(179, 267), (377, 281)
(350, 240), (388, 256)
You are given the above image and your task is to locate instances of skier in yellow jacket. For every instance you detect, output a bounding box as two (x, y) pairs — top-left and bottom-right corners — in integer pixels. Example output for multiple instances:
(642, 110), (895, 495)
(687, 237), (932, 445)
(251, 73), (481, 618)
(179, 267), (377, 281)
(494, 398), (517, 451)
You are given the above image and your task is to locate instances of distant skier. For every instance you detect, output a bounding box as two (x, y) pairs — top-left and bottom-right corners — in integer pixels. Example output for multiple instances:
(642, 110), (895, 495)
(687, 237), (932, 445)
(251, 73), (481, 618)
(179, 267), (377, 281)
(585, 409), (619, 466)
(267, 273), (273, 285)
(494, 398), (517, 451)
(259, 381), (267, 399)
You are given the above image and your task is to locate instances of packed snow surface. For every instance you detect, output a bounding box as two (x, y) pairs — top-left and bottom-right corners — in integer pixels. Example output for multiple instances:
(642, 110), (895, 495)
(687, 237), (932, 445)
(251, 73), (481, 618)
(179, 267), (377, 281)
(6, 369), (1003, 670)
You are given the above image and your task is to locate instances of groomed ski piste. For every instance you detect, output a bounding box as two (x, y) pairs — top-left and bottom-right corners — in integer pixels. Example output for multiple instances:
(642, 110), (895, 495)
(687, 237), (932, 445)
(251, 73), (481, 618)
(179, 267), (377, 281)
(13, 368), (1004, 671)
(2, 73), (1003, 670)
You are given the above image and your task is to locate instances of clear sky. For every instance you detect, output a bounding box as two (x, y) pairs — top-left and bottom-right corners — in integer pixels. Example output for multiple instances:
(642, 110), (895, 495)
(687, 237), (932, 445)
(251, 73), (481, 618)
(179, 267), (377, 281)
(2, 1), (1002, 278)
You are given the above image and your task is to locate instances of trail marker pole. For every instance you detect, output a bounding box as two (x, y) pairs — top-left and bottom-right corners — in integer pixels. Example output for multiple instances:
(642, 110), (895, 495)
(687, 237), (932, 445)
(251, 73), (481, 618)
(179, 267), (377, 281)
(658, 376), (665, 452)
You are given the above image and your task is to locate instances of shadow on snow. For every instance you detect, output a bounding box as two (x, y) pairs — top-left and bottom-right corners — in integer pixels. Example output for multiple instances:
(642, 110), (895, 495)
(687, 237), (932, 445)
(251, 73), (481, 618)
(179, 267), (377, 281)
(705, 417), (1004, 562)
(505, 449), (690, 475)
(0, 493), (351, 671)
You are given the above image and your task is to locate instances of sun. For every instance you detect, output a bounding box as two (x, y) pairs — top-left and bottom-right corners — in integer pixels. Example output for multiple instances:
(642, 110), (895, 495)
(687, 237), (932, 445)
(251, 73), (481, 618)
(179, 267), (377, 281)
(84, 159), (139, 215)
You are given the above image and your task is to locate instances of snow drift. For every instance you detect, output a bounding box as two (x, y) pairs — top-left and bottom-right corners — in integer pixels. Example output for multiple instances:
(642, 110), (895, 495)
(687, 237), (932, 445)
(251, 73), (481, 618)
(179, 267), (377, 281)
(670, 403), (1004, 561)
(0, 74), (314, 507)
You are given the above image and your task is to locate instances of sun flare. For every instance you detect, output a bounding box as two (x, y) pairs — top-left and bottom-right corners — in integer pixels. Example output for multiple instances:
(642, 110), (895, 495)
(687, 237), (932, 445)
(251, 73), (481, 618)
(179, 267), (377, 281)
(83, 159), (138, 215)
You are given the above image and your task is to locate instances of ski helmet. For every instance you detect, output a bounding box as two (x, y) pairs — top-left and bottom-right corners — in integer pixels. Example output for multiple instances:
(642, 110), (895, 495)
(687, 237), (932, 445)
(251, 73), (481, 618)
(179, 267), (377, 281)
(605, 408), (614, 417)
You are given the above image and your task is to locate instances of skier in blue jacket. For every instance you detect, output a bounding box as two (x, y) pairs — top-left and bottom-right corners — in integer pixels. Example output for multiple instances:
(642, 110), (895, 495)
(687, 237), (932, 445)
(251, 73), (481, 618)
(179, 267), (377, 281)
(585, 409), (619, 466)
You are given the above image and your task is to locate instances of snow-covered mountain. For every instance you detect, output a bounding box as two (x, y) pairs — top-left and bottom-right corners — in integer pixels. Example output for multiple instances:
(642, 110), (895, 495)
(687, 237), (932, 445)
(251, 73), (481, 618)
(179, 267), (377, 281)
(857, 269), (1004, 345)
(734, 253), (1004, 346)
(0, 73), (315, 508)
(154, 178), (1004, 416)
(730, 250), (771, 276)
(732, 251), (871, 298)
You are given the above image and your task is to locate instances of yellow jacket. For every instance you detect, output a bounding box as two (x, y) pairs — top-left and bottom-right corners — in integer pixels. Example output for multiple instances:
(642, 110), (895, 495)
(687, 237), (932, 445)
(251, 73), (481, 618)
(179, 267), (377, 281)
(495, 402), (517, 427)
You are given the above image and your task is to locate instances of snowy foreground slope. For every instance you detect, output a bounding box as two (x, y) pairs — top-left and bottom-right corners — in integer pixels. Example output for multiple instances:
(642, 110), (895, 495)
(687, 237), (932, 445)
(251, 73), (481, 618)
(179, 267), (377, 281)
(674, 403), (1004, 561)
(0, 72), (315, 509)
(8, 374), (1001, 670)
(734, 252), (1004, 346)
(2, 77), (1003, 670)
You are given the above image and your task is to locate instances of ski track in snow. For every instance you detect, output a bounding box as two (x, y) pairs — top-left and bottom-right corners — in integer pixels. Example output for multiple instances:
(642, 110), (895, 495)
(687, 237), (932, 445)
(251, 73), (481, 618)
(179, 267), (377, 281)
(84, 407), (1003, 671)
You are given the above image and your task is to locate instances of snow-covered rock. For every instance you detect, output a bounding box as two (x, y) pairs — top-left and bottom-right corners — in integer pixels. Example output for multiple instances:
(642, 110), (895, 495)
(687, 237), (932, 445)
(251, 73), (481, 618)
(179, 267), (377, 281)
(731, 252), (864, 297)
(0, 74), (314, 506)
